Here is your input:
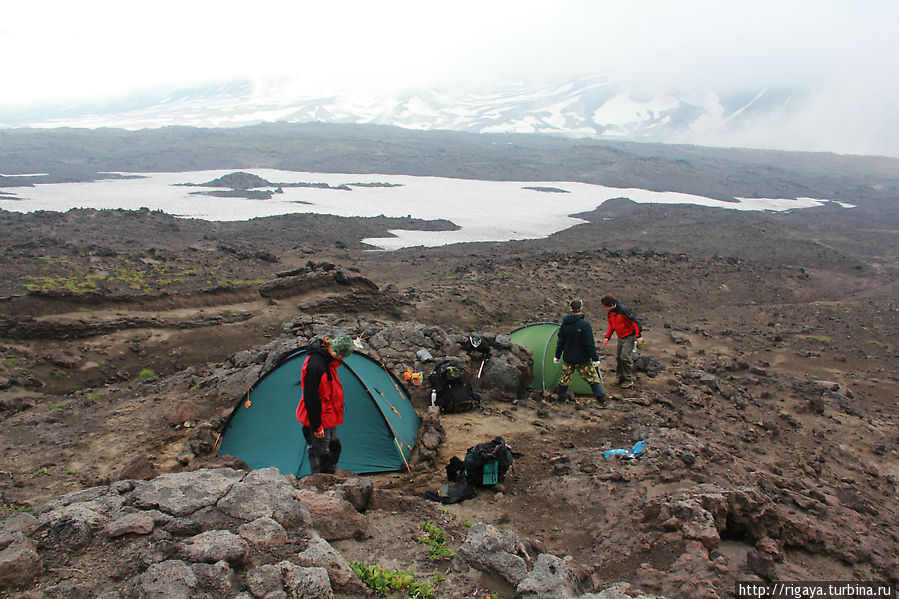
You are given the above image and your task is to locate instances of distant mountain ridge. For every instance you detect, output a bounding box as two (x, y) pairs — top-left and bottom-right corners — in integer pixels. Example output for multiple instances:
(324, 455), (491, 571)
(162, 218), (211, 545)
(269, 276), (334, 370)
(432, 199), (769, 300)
(1, 76), (802, 147)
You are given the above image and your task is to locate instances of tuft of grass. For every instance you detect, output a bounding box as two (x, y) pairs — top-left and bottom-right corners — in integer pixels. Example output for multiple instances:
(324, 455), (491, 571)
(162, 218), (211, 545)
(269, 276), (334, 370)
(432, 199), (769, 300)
(3, 358), (18, 368)
(138, 368), (156, 379)
(47, 402), (64, 411)
(418, 521), (455, 561)
(23, 275), (98, 294)
(348, 562), (440, 599)
(217, 279), (266, 288)
(806, 335), (831, 344)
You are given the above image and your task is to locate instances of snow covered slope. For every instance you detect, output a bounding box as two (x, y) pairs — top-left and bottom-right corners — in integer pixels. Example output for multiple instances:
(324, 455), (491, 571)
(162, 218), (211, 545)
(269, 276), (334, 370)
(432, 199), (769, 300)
(2, 76), (800, 147)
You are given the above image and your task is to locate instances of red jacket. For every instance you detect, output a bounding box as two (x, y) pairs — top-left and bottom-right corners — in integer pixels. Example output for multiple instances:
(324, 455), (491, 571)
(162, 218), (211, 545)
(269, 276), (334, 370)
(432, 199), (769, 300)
(605, 301), (642, 340)
(296, 351), (344, 431)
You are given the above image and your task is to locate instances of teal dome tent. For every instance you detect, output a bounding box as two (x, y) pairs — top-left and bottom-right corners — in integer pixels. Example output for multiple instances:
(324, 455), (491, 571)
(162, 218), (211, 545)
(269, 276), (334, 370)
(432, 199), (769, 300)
(510, 322), (604, 396)
(217, 348), (419, 477)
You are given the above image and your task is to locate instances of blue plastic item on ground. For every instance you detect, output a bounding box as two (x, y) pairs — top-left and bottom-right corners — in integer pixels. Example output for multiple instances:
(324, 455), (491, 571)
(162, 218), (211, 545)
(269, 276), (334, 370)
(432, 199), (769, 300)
(603, 440), (646, 459)
(603, 449), (629, 457)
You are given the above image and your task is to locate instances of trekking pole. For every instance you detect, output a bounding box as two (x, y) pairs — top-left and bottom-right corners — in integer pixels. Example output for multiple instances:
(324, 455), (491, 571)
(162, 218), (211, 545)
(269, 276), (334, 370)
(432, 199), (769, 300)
(594, 362), (604, 383)
(473, 358), (487, 392)
(595, 340), (605, 383)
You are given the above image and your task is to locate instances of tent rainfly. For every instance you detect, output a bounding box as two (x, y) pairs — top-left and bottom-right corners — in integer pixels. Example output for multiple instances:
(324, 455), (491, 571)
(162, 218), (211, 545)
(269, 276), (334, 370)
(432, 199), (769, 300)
(510, 322), (606, 396)
(217, 348), (419, 478)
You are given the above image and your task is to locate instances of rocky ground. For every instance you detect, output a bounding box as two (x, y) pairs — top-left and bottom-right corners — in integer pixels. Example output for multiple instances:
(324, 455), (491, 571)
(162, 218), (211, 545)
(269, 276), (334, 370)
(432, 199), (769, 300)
(0, 197), (897, 598)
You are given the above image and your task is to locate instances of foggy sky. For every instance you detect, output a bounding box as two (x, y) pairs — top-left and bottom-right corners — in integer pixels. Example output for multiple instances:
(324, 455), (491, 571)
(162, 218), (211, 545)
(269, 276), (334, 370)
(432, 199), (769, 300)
(3, 0), (898, 157)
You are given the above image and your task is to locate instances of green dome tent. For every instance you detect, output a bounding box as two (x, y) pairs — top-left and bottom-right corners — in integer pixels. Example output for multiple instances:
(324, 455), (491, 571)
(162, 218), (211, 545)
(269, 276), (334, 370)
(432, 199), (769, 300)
(510, 322), (604, 395)
(217, 348), (419, 477)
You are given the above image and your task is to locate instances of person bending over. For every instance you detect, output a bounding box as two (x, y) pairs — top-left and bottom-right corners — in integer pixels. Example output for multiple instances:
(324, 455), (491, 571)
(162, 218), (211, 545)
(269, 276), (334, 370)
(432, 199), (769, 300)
(296, 332), (354, 474)
(601, 294), (643, 388)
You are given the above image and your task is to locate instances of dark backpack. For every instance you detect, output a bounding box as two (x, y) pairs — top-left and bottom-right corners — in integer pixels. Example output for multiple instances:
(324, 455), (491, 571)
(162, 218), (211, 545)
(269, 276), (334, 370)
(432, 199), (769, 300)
(427, 360), (480, 413)
(452, 437), (514, 487)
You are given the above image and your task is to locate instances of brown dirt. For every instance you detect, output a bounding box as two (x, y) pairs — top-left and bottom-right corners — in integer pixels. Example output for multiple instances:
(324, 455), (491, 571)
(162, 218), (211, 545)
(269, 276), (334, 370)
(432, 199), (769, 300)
(0, 201), (897, 597)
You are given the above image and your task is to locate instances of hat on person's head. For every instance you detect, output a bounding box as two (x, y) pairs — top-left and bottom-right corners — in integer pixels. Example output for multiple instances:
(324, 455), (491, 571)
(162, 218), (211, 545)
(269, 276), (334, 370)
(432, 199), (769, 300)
(330, 334), (354, 357)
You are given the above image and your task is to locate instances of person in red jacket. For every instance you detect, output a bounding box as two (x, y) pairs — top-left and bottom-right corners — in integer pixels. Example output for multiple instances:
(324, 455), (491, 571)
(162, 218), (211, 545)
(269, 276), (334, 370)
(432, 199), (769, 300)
(296, 333), (354, 474)
(601, 294), (643, 388)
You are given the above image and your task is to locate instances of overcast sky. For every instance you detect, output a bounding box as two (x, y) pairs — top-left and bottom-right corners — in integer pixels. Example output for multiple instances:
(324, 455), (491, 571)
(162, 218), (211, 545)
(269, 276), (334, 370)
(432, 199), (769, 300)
(3, 0), (898, 156)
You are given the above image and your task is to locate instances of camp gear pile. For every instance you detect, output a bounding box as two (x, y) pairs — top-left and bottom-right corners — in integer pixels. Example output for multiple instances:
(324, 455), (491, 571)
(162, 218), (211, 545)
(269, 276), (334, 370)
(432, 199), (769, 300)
(427, 359), (481, 412)
(425, 437), (514, 504)
(456, 436), (514, 486)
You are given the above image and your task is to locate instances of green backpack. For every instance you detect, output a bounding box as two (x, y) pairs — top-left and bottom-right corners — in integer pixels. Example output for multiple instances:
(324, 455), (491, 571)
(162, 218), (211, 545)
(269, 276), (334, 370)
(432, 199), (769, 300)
(463, 437), (514, 486)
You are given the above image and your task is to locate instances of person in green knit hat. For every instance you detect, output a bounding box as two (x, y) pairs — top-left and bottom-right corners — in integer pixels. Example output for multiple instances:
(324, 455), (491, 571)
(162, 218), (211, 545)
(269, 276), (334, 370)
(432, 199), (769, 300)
(295, 332), (355, 474)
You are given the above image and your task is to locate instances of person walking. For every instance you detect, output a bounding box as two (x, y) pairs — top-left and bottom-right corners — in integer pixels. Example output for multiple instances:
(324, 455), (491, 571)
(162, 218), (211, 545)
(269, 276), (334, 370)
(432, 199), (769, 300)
(295, 332), (355, 474)
(601, 294), (643, 388)
(553, 299), (608, 404)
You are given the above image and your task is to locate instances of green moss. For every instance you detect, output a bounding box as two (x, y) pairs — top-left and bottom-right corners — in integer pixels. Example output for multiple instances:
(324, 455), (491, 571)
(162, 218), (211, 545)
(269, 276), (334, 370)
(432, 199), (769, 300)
(217, 279), (266, 288)
(418, 521), (455, 561)
(22, 275), (98, 294)
(348, 562), (440, 598)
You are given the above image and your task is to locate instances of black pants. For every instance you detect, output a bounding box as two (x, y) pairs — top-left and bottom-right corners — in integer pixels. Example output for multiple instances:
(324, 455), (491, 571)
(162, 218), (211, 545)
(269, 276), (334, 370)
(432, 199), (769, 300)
(302, 426), (342, 474)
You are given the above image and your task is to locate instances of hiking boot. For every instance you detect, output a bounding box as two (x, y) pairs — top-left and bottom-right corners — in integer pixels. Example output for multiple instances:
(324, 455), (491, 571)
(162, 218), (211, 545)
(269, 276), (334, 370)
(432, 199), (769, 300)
(620, 380), (634, 389)
(554, 385), (572, 402)
(590, 383), (607, 406)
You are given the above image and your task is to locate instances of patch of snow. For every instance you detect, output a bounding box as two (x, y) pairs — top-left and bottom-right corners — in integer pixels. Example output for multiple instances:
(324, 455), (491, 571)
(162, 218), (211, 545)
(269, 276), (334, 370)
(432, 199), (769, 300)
(727, 89), (767, 122)
(0, 170), (847, 250)
(591, 94), (680, 128)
